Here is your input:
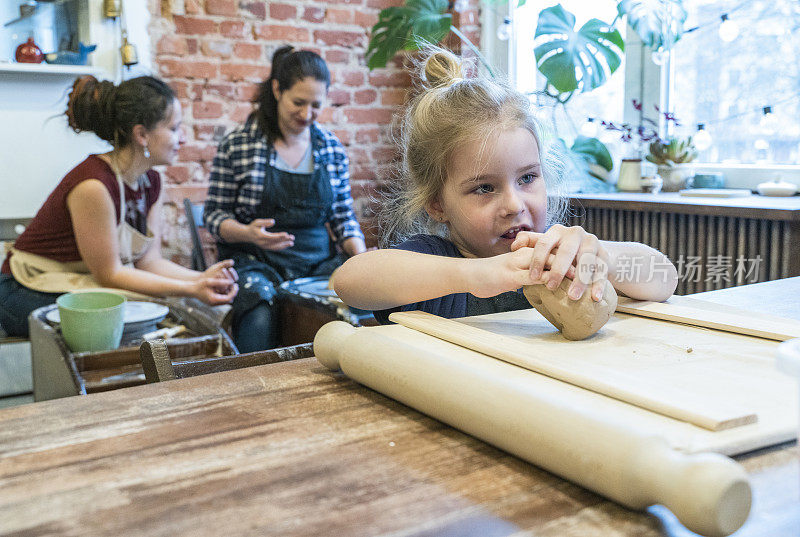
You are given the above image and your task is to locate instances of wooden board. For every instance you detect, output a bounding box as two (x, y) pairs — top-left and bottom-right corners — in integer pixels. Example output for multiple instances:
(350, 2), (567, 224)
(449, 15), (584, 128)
(379, 308), (796, 455)
(616, 295), (800, 341)
(390, 310), (754, 431)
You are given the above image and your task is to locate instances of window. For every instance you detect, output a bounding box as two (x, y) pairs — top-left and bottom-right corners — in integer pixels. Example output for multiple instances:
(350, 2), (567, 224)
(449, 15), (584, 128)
(511, 0), (800, 173)
(671, 0), (800, 165)
(512, 1), (626, 148)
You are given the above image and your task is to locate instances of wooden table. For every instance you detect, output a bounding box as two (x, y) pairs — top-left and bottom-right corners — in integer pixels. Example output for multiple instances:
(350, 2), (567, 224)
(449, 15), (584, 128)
(1, 279), (798, 536)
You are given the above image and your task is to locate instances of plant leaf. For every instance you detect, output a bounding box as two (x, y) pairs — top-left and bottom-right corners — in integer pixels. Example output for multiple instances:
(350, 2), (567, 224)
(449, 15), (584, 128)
(534, 4), (624, 94)
(617, 0), (687, 51)
(366, 0), (451, 69)
(571, 136), (613, 171)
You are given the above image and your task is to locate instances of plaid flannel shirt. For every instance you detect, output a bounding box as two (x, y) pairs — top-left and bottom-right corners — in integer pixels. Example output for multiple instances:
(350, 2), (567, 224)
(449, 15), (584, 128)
(204, 118), (364, 244)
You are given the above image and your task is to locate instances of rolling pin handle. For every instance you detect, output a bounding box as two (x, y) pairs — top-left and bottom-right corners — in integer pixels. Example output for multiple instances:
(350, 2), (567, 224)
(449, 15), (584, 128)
(634, 439), (751, 537)
(314, 321), (356, 371)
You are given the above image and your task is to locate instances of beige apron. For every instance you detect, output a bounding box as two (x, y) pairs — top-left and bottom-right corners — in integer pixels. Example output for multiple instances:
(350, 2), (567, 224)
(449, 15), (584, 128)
(10, 173), (155, 296)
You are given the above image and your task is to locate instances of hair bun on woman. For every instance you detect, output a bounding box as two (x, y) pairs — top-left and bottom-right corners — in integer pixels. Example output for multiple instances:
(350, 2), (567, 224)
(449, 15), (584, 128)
(421, 49), (464, 89)
(66, 75), (117, 143)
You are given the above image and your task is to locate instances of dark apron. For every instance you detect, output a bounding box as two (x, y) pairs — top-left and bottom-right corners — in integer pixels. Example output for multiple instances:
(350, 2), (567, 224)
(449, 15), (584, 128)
(219, 158), (341, 323)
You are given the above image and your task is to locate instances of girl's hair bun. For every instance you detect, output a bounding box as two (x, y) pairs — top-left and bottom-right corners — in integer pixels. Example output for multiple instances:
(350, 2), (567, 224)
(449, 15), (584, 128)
(422, 49), (464, 88)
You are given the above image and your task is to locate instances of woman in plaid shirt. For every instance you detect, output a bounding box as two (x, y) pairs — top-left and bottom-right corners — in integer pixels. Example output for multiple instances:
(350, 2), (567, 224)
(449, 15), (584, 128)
(204, 46), (367, 352)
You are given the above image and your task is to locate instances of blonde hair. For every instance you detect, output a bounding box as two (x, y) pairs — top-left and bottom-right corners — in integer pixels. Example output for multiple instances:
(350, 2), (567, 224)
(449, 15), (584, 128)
(378, 47), (567, 247)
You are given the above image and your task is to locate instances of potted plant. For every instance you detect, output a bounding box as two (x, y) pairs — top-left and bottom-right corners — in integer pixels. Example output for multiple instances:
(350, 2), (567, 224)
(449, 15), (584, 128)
(646, 136), (697, 191)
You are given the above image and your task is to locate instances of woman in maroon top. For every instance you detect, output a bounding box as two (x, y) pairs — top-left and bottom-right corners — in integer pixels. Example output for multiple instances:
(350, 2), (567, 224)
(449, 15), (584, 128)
(0, 76), (237, 337)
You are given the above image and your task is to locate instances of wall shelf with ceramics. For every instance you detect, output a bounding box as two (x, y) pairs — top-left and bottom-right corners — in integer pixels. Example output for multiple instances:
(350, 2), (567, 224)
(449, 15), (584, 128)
(0, 62), (100, 76)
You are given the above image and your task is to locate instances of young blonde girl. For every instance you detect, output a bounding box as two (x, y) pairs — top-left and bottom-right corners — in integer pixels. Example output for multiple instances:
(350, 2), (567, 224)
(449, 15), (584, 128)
(334, 48), (677, 322)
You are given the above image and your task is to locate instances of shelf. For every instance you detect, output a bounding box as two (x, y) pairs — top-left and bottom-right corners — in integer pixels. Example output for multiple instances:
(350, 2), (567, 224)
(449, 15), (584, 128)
(0, 62), (101, 77)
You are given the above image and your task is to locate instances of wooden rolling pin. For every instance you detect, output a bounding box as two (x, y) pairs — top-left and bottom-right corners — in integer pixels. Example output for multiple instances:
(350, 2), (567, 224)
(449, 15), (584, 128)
(314, 321), (752, 537)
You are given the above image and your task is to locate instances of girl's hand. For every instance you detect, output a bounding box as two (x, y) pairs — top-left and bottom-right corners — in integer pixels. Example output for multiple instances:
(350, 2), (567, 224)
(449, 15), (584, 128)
(203, 259), (238, 284)
(467, 248), (574, 298)
(190, 277), (239, 305)
(510, 226), (609, 301)
(246, 218), (295, 251)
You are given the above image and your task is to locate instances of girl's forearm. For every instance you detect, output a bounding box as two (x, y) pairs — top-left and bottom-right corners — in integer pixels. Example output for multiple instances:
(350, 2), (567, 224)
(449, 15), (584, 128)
(340, 236), (367, 257)
(333, 249), (469, 310)
(602, 241), (678, 301)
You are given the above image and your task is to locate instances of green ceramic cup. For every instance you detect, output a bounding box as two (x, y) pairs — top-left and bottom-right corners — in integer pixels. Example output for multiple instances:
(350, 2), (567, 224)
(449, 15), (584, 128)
(56, 291), (126, 353)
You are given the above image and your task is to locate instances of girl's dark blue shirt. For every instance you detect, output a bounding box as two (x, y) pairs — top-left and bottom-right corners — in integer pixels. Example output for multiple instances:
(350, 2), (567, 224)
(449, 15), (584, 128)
(373, 234), (531, 324)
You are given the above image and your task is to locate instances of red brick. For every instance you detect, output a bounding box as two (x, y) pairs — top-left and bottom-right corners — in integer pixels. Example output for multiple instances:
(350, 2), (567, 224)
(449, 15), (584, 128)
(238, 82), (261, 101)
(193, 101), (223, 120)
(164, 183), (209, 204)
(372, 145), (399, 162)
(241, 1), (267, 19)
(184, 0), (202, 15)
(169, 80), (191, 100)
(255, 24), (311, 43)
(269, 3), (297, 20)
(194, 124), (230, 142)
(156, 35), (188, 55)
(200, 39), (233, 58)
(205, 0), (237, 16)
(380, 88), (407, 105)
(349, 166), (374, 182)
(354, 11), (378, 28)
(178, 144), (205, 162)
(347, 147), (369, 164)
(220, 63), (269, 82)
(302, 7), (325, 23)
(366, 0), (402, 8)
(354, 89), (377, 105)
(325, 50), (350, 64)
(233, 43), (262, 61)
(328, 89), (351, 106)
(355, 127), (380, 144)
(339, 69), (364, 87)
(186, 38), (199, 54)
(220, 20), (246, 38)
(173, 16), (217, 35)
(201, 82), (237, 99)
(317, 108), (335, 123)
(159, 59), (218, 79)
(327, 0), (363, 5)
(165, 165), (191, 184)
(343, 107), (395, 124)
(314, 30), (365, 48)
(368, 70), (412, 87)
(325, 8), (353, 24)
(332, 129), (352, 145)
(232, 103), (254, 123)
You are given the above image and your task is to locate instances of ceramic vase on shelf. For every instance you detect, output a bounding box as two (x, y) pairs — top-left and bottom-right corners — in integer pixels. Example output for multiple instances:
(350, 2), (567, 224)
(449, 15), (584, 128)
(15, 37), (44, 64)
(616, 159), (643, 192)
(658, 164), (695, 192)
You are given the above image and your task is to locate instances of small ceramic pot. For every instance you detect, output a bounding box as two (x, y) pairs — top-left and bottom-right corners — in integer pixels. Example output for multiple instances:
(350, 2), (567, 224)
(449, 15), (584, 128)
(15, 37), (44, 64)
(658, 164), (695, 192)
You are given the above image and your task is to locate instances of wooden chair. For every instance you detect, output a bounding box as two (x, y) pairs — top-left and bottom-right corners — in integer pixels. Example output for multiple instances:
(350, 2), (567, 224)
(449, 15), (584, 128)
(139, 339), (315, 382)
(183, 198), (208, 271)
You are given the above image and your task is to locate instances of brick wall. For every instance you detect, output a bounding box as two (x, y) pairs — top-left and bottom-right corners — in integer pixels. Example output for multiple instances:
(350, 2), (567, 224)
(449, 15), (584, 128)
(148, 0), (482, 266)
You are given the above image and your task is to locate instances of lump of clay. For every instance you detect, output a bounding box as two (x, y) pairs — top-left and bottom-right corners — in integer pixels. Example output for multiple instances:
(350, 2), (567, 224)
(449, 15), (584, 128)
(523, 278), (617, 340)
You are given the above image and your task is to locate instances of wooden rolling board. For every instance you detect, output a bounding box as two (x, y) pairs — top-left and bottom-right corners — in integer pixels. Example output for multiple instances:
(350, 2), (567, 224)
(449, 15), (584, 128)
(391, 311), (754, 431)
(386, 310), (795, 455)
(616, 295), (800, 341)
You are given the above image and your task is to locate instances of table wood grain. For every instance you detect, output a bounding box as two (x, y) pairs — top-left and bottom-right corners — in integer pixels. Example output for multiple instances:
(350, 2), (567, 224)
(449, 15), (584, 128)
(1, 280), (799, 536)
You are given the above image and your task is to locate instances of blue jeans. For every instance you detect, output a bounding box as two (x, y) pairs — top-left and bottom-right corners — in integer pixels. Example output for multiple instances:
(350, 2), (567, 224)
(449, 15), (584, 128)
(0, 274), (60, 337)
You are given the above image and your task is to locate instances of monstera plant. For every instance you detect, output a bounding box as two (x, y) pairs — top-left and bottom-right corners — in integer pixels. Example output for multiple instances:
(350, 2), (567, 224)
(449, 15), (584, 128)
(365, 0), (687, 189)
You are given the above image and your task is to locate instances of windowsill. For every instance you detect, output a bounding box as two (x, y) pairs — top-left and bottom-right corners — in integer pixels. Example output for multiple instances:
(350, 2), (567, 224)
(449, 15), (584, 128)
(569, 191), (800, 221)
(0, 62), (102, 77)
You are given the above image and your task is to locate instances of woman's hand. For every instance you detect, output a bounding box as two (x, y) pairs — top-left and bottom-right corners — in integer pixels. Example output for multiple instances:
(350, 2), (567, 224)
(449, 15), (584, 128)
(510, 225), (609, 301)
(245, 218), (295, 251)
(465, 248), (576, 298)
(189, 277), (239, 305)
(202, 259), (238, 285)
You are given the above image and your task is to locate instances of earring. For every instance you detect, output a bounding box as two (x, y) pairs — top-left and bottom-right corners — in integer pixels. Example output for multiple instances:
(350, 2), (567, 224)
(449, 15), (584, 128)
(143, 144), (150, 159)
